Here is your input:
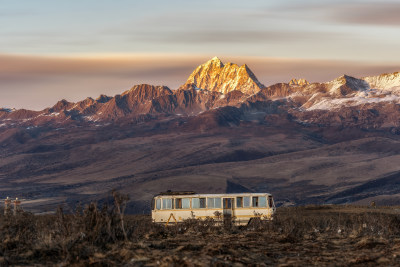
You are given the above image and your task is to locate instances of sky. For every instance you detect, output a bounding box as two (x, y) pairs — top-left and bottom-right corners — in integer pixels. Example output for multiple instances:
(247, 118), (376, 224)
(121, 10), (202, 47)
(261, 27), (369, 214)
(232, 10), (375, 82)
(1, 0), (400, 110)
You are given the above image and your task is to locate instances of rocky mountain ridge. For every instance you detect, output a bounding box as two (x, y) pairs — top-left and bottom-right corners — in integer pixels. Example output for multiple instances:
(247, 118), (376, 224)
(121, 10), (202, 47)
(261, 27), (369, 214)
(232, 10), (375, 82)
(1, 58), (400, 134)
(180, 57), (265, 95)
(289, 78), (309, 86)
(363, 72), (400, 91)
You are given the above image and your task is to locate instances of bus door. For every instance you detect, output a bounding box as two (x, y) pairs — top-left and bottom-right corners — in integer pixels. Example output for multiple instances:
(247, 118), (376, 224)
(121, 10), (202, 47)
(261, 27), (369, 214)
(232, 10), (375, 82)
(268, 196), (276, 211)
(223, 198), (234, 224)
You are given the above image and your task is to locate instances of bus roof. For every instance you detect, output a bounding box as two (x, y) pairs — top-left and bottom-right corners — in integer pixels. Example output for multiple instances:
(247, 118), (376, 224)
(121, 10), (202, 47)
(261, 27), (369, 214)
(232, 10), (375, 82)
(157, 191), (196, 196)
(154, 193), (272, 198)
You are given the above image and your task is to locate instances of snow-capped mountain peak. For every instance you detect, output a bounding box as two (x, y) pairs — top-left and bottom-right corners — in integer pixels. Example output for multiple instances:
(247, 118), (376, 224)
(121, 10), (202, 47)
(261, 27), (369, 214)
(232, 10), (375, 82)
(363, 71), (400, 92)
(289, 78), (310, 86)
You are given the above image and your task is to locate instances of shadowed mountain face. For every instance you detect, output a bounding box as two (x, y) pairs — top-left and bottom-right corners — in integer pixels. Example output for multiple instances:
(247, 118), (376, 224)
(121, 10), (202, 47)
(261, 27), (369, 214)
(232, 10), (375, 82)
(1, 58), (400, 213)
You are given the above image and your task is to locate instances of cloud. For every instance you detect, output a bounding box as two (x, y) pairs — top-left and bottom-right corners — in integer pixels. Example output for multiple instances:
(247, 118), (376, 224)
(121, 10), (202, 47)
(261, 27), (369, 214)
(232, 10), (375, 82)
(132, 29), (349, 44)
(0, 9), (36, 17)
(330, 2), (400, 26)
(0, 54), (207, 78)
(266, 1), (400, 27)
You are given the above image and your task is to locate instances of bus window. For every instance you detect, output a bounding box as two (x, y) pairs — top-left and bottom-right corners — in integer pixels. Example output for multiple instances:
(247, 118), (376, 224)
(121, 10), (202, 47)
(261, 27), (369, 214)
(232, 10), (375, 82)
(207, 198), (221, 208)
(193, 198), (206, 209)
(175, 198), (182, 209)
(252, 197), (259, 207)
(207, 198), (213, 208)
(182, 198), (190, 209)
(156, 199), (161, 210)
(162, 198), (172, 209)
(200, 198), (206, 208)
(243, 197), (250, 207)
(236, 197), (243, 208)
(259, 196), (267, 207)
(215, 198), (221, 208)
(192, 198), (200, 209)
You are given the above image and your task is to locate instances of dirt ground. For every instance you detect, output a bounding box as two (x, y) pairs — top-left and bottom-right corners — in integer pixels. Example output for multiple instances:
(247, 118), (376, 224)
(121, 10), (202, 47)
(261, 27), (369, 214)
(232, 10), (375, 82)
(111, 230), (400, 266)
(116, 206), (400, 266)
(2, 204), (400, 266)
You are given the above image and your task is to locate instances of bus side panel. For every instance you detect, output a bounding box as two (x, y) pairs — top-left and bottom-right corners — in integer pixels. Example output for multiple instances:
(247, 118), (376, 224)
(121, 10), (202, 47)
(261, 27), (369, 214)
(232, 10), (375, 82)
(152, 209), (225, 223)
(152, 208), (275, 224)
(152, 210), (197, 223)
(234, 208), (274, 223)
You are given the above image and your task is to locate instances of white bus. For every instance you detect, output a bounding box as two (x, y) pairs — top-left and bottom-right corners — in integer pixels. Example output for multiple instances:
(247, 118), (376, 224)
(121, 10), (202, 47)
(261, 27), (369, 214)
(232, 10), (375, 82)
(151, 191), (276, 225)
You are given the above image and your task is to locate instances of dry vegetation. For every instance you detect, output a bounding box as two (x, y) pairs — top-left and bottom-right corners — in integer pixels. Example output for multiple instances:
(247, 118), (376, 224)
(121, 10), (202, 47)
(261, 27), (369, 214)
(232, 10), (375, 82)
(2, 197), (400, 266)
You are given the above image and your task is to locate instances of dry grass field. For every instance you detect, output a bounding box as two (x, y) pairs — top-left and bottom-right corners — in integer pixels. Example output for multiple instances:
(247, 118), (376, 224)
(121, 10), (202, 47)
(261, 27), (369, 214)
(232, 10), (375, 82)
(2, 194), (400, 266)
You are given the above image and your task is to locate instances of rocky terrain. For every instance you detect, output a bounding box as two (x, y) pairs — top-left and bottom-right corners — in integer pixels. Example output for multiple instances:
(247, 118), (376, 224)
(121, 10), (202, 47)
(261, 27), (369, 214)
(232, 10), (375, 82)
(289, 78), (310, 86)
(1, 57), (400, 212)
(2, 204), (400, 266)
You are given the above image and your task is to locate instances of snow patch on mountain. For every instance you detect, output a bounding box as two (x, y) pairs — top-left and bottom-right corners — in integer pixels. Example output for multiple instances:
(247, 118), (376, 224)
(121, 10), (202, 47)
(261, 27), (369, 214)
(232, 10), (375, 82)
(363, 72), (400, 91)
(307, 93), (400, 111)
(325, 75), (370, 96)
(302, 74), (400, 110)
